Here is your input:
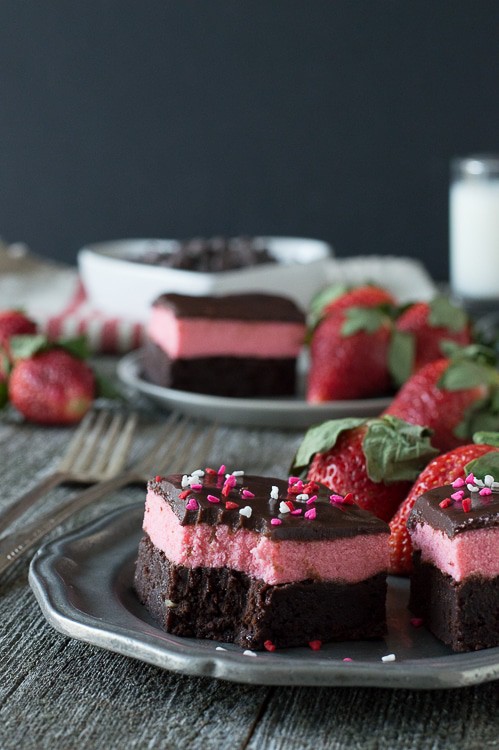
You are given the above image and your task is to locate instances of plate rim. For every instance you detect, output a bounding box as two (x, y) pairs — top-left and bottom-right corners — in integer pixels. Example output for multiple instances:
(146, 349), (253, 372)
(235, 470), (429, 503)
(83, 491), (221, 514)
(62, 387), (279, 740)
(117, 350), (392, 423)
(29, 504), (499, 690)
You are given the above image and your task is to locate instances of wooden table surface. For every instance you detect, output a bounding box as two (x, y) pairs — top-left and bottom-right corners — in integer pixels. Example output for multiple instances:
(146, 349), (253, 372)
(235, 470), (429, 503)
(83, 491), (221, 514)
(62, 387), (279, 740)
(1, 371), (498, 750)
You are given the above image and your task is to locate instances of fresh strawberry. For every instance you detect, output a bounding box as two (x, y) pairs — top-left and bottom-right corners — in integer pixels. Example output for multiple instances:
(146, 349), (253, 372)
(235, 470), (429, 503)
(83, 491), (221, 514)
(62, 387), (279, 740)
(308, 283), (396, 331)
(307, 305), (393, 401)
(291, 415), (438, 521)
(395, 297), (471, 377)
(0, 310), (37, 350)
(384, 347), (499, 452)
(389, 439), (499, 575)
(8, 343), (96, 425)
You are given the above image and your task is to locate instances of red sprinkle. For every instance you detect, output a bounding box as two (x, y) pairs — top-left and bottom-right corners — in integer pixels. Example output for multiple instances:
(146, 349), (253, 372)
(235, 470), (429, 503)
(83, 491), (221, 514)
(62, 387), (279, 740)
(410, 617), (424, 628)
(155, 475), (163, 483)
(303, 481), (319, 494)
(222, 484), (232, 497)
(285, 500), (295, 512)
(225, 501), (239, 510)
(439, 497), (452, 508)
(264, 640), (276, 652)
(179, 489), (191, 500)
(342, 492), (354, 505)
(462, 497), (472, 513)
(204, 467), (217, 476)
(309, 640), (322, 651)
(207, 494), (220, 504)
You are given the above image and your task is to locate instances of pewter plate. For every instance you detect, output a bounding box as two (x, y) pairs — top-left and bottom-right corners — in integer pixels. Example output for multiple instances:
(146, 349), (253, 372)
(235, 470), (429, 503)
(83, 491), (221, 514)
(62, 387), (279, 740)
(29, 504), (499, 689)
(117, 352), (391, 429)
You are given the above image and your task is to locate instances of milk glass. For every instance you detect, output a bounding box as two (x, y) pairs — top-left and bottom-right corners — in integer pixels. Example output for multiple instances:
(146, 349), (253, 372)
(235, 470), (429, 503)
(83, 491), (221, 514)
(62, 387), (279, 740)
(450, 155), (499, 307)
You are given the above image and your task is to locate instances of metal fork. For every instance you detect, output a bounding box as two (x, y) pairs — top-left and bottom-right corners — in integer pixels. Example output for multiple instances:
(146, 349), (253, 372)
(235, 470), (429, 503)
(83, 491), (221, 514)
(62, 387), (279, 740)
(0, 409), (138, 535)
(0, 413), (216, 577)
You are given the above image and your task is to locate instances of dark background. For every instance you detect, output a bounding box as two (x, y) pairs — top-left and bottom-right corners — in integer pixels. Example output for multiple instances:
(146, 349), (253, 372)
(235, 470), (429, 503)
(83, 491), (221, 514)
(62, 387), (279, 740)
(0, 1), (498, 280)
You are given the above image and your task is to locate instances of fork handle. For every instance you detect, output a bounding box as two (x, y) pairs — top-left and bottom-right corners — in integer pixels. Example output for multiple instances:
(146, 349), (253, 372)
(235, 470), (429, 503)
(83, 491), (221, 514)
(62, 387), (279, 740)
(0, 470), (139, 577)
(0, 472), (67, 536)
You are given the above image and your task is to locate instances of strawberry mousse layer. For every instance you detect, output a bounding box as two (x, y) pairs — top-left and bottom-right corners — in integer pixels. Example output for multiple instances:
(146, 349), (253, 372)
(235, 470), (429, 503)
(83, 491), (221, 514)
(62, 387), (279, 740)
(148, 307), (305, 359)
(409, 524), (499, 582)
(143, 489), (389, 585)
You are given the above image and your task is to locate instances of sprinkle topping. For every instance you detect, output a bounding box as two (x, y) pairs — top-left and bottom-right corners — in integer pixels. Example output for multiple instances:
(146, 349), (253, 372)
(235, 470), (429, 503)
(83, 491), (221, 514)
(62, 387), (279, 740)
(239, 506), (253, 518)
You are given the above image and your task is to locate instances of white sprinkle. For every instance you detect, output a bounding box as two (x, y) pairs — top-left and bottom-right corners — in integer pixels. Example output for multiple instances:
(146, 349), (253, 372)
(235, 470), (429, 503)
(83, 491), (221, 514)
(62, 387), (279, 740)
(296, 493), (309, 502)
(474, 478), (484, 488)
(381, 653), (396, 663)
(492, 482), (499, 492)
(279, 501), (290, 514)
(165, 600), (177, 608)
(485, 474), (495, 487)
(239, 506), (253, 518)
(243, 650), (257, 657)
(191, 469), (205, 477)
(270, 485), (279, 499)
(232, 470), (245, 477)
(181, 475), (189, 488)
(467, 484), (479, 492)
(216, 646), (227, 651)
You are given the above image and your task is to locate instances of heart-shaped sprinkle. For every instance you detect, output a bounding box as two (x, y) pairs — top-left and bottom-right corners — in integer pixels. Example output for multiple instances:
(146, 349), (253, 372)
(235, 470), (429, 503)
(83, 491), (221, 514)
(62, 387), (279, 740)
(304, 507), (317, 520)
(279, 501), (290, 514)
(186, 498), (199, 511)
(239, 506), (252, 518)
(452, 477), (465, 488)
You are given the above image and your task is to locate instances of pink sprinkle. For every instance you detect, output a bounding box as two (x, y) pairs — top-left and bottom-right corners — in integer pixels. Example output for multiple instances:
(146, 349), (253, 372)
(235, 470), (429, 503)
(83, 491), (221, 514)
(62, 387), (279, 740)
(410, 617), (424, 628)
(217, 464), (226, 475)
(207, 494), (220, 504)
(343, 658), (352, 662)
(288, 476), (301, 484)
(270, 518), (282, 525)
(452, 477), (466, 488)
(306, 495), (318, 505)
(329, 494), (344, 504)
(226, 475), (237, 488)
(190, 483), (203, 491)
(242, 490), (255, 499)
(304, 507), (317, 520)
(479, 487), (492, 496)
(186, 499), (199, 511)
(291, 509), (303, 515)
(465, 472), (475, 484)
(451, 490), (465, 501)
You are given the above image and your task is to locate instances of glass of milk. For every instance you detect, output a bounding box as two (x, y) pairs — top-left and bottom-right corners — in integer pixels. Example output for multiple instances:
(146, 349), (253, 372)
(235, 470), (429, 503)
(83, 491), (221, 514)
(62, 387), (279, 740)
(450, 155), (499, 309)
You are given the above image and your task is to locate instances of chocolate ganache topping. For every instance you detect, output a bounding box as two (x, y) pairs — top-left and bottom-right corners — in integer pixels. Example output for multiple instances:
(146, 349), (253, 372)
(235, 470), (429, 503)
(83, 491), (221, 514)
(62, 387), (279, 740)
(149, 472), (388, 542)
(407, 484), (499, 538)
(152, 293), (305, 323)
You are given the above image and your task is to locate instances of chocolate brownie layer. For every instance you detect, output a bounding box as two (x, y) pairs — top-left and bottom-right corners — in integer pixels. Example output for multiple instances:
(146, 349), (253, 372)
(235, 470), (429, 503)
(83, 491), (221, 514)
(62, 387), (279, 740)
(409, 552), (499, 652)
(142, 339), (297, 397)
(135, 534), (387, 649)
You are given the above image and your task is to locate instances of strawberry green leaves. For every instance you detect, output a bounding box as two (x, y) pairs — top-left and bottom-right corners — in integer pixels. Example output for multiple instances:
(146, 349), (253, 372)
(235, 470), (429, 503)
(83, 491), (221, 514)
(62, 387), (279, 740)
(465, 450), (499, 481)
(291, 415), (438, 483)
(388, 330), (415, 387)
(341, 307), (389, 337)
(361, 416), (438, 483)
(428, 296), (469, 332)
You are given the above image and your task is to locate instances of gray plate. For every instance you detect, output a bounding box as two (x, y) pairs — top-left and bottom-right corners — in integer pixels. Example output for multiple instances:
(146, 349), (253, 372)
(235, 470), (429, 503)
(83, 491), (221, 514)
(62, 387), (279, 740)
(117, 351), (391, 429)
(29, 504), (499, 689)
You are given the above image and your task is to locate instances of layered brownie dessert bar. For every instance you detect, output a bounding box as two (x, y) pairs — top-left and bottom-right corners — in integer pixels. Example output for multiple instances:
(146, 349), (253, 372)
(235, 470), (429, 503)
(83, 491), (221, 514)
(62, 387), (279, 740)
(407, 475), (499, 652)
(142, 293), (305, 397)
(134, 470), (390, 650)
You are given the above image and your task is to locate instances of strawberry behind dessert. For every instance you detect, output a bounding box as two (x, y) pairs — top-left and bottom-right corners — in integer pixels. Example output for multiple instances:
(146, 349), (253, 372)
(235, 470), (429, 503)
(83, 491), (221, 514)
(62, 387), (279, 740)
(4, 336), (96, 425)
(306, 285), (396, 402)
(384, 346), (499, 452)
(291, 415), (438, 522)
(389, 435), (499, 575)
(394, 297), (471, 380)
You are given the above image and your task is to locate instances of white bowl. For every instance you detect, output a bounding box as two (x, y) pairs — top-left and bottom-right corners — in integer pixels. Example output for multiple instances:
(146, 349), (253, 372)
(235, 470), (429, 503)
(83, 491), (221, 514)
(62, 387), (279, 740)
(78, 237), (333, 322)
